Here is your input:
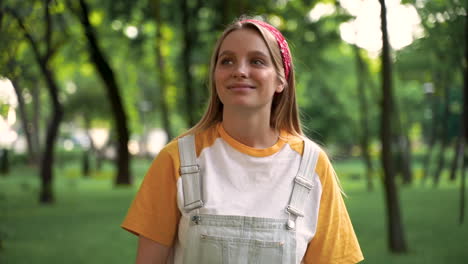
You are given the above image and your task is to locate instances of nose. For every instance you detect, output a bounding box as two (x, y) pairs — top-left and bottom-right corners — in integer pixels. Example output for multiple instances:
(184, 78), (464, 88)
(232, 61), (248, 78)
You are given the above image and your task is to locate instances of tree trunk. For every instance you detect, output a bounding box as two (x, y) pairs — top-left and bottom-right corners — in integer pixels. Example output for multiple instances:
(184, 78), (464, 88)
(353, 45), (373, 191)
(459, 15), (468, 225)
(181, 0), (196, 127)
(464, 15), (468, 158)
(459, 138), (466, 224)
(450, 132), (463, 181)
(0, 8), (3, 29)
(379, 0), (408, 252)
(393, 109), (413, 185)
(77, 0), (131, 185)
(421, 84), (439, 185)
(38, 61), (63, 203)
(82, 116), (92, 177)
(433, 131), (449, 186)
(152, 0), (173, 140)
(400, 133), (413, 184)
(422, 144), (437, 185)
(433, 78), (451, 186)
(0, 149), (9, 175)
(10, 1), (64, 203)
(422, 116), (437, 184)
(96, 149), (104, 171)
(82, 150), (90, 177)
(388, 65), (412, 185)
(32, 84), (41, 163)
(10, 77), (38, 165)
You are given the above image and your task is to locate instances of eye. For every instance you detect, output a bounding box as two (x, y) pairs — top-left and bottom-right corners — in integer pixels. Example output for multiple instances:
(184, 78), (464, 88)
(219, 58), (233, 65)
(251, 59), (265, 65)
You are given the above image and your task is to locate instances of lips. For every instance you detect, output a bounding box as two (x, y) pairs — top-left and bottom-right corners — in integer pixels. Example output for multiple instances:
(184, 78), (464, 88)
(228, 83), (255, 90)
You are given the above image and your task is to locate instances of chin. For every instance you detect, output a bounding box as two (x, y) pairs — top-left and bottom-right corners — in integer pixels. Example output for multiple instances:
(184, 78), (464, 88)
(227, 102), (264, 111)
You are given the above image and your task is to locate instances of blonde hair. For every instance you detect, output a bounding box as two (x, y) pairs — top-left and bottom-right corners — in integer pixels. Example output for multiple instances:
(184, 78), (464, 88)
(181, 17), (302, 137)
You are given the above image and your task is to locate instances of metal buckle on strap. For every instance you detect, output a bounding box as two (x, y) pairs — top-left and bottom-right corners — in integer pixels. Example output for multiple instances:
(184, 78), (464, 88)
(286, 217), (296, 230)
(179, 164), (200, 175)
(286, 205), (304, 217)
(294, 176), (313, 190)
(184, 200), (204, 212)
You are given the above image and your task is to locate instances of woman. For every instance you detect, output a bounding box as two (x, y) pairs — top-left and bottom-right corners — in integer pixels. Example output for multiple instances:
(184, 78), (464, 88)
(122, 17), (364, 264)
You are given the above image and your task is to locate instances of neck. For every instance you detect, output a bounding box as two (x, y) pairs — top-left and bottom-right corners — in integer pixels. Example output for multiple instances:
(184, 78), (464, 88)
(221, 107), (279, 148)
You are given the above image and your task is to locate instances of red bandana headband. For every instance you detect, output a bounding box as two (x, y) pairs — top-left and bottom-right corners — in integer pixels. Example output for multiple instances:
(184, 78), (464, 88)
(241, 19), (292, 81)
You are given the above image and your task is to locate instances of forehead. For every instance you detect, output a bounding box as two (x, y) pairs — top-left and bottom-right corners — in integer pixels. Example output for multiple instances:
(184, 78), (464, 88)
(218, 28), (270, 54)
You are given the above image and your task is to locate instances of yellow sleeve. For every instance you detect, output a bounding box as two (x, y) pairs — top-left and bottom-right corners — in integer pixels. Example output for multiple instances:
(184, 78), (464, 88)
(121, 141), (181, 247)
(303, 151), (364, 263)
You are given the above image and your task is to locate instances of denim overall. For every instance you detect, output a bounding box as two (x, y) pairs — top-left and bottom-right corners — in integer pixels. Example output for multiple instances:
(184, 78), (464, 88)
(177, 135), (319, 264)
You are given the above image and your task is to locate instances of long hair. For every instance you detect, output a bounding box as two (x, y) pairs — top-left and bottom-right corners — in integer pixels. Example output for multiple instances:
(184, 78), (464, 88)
(181, 17), (302, 137)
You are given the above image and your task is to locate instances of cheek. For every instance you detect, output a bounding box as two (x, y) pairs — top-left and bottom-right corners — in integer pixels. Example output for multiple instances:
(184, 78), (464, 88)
(214, 71), (222, 92)
(214, 67), (229, 81)
(213, 70), (224, 99)
(257, 71), (280, 89)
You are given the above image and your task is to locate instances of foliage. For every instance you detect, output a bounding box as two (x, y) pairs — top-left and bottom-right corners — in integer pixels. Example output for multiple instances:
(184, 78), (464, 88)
(396, 0), (466, 144)
(1, 0), (462, 153)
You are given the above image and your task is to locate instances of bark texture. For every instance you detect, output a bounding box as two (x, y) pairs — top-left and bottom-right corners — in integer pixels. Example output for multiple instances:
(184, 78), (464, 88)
(379, 0), (408, 252)
(77, 0), (131, 185)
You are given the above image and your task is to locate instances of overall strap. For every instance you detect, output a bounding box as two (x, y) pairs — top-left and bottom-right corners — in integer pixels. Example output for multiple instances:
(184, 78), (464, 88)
(286, 139), (320, 230)
(178, 135), (204, 212)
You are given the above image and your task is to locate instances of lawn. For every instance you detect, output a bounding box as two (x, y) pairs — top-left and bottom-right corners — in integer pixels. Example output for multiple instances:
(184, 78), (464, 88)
(0, 159), (467, 263)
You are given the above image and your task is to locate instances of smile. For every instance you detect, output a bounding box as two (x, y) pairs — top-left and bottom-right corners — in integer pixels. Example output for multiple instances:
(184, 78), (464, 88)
(228, 84), (255, 90)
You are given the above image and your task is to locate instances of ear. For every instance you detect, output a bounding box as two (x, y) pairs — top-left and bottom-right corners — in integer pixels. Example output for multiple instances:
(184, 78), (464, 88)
(275, 81), (285, 93)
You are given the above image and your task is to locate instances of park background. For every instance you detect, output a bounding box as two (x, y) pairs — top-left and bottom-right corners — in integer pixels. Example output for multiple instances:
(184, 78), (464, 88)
(0, 0), (467, 263)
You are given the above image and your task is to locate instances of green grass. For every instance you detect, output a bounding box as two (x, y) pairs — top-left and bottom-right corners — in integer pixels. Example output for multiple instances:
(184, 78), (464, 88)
(1, 159), (467, 263)
(345, 186), (468, 263)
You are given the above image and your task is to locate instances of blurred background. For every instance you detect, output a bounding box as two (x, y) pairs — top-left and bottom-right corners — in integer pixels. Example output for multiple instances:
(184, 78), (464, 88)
(0, 0), (467, 263)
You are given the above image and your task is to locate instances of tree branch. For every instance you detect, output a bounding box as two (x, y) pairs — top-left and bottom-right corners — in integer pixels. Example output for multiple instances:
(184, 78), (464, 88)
(45, 0), (52, 57)
(6, 7), (44, 65)
(0, 8), (4, 30)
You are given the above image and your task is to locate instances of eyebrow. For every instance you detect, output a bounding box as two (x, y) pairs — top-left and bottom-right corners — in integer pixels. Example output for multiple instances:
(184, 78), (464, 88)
(218, 50), (269, 58)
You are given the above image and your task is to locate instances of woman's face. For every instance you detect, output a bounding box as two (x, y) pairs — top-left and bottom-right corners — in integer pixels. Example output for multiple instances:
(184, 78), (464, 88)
(214, 28), (284, 113)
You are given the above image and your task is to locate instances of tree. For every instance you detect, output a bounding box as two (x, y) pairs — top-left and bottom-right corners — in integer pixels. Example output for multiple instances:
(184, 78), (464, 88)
(410, 0), (466, 185)
(5, 0), (66, 203)
(0, 21), (40, 166)
(10, 76), (39, 165)
(459, 8), (467, 224)
(180, 0), (202, 127)
(64, 76), (111, 176)
(392, 97), (413, 185)
(152, 0), (173, 140)
(378, 0), (408, 253)
(353, 45), (374, 191)
(70, 0), (132, 185)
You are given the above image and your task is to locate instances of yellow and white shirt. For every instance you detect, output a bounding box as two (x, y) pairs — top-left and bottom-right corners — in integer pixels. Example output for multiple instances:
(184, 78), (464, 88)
(122, 123), (363, 263)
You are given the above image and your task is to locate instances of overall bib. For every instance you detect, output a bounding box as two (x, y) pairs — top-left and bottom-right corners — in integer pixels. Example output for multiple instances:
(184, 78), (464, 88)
(178, 135), (319, 264)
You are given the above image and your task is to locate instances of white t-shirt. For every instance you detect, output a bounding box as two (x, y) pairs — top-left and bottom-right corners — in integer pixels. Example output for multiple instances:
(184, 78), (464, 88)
(122, 123), (363, 263)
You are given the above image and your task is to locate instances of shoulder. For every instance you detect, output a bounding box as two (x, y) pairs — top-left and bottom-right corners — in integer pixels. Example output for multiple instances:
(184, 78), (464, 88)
(285, 135), (331, 166)
(159, 138), (180, 159)
(143, 139), (180, 182)
(193, 124), (221, 157)
(161, 124), (219, 156)
(285, 135), (334, 181)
